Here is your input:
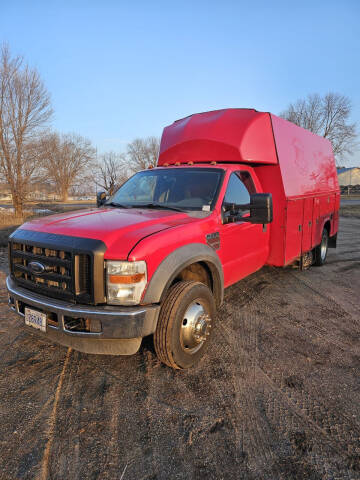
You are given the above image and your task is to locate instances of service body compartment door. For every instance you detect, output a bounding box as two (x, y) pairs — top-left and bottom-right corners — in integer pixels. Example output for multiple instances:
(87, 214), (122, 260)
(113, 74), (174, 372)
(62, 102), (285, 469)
(312, 198), (321, 246)
(284, 199), (303, 264)
(301, 197), (314, 253)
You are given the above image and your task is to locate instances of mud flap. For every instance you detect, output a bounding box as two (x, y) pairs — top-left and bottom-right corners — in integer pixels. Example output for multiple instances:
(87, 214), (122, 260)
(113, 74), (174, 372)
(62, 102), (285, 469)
(328, 233), (337, 248)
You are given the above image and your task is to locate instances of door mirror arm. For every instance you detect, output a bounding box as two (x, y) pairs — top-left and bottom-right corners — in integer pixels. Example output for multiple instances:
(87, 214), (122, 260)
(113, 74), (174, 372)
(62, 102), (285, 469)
(221, 194), (273, 225)
(221, 202), (245, 224)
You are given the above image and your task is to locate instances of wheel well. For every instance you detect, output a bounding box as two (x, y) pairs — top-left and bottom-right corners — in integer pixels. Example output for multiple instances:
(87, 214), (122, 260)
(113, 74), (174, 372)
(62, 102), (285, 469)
(171, 261), (212, 290)
(324, 220), (331, 235)
(168, 260), (224, 307)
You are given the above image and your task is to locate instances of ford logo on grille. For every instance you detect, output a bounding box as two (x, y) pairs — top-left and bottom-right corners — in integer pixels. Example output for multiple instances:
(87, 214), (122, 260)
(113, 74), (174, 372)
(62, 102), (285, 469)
(28, 261), (46, 274)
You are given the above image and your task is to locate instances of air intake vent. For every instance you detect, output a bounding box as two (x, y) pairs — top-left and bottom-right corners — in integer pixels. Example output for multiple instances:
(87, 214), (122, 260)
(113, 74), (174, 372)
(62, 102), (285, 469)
(75, 254), (91, 298)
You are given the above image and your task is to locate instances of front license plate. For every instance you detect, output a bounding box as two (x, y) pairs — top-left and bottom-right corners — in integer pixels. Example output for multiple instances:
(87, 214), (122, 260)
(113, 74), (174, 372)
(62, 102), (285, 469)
(25, 307), (47, 332)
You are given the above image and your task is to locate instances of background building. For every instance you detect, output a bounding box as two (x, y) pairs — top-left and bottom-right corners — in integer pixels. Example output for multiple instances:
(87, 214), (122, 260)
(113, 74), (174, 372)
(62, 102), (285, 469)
(337, 167), (360, 185)
(337, 167), (360, 194)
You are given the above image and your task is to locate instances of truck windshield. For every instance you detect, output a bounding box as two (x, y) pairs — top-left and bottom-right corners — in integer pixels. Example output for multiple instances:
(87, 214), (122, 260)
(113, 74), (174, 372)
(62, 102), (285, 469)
(107, 168), (224, 211)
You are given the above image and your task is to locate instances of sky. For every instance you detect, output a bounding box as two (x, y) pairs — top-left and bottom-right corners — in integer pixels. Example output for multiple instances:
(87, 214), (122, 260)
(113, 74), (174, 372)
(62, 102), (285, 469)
(1, 0), (360, 163)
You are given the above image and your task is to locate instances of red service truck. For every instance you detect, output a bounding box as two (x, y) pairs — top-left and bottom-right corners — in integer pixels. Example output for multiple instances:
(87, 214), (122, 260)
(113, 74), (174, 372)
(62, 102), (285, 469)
(7, 109), (340, 369)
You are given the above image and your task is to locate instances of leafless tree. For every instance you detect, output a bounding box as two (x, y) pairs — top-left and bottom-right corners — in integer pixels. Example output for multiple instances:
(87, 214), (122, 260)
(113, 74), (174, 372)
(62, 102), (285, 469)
(40, 132), (96, 202)
(280, 93), (357, 162)
(127, 136), (160, 172)
(0, 44), (53, 216)
(95, 151), (128, 195)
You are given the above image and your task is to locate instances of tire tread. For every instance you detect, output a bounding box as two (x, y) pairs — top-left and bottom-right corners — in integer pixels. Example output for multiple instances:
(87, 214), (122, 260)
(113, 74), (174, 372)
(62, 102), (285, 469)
(154, 281), (202, 369)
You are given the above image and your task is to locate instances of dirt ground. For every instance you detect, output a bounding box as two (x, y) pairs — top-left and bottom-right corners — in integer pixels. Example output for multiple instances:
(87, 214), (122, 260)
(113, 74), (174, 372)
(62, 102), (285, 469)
(0, 217), (359, 480)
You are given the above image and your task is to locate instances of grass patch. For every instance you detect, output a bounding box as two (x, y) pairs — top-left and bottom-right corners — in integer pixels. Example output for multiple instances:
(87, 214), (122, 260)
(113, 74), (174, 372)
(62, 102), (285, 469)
(340, 194), (360, 199)
(0, 211), (27, 246)
(0, 210), (29, 226)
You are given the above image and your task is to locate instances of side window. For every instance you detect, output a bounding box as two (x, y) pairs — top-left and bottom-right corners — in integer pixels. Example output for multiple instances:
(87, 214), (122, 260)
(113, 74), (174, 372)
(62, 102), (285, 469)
(223, 171), (256, 217)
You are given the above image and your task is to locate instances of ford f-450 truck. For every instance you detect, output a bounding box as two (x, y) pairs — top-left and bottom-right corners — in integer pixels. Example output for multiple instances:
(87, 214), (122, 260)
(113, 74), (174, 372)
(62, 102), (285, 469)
(7, 109), (340, 369)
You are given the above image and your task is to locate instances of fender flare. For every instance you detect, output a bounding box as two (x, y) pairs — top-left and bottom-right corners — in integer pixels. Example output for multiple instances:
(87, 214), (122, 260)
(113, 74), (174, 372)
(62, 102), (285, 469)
(142, 243), (224, 307)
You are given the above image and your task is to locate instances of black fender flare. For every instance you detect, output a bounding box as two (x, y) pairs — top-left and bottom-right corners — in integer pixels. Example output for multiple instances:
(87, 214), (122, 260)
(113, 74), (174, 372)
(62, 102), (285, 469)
(143, 243), (224, 307)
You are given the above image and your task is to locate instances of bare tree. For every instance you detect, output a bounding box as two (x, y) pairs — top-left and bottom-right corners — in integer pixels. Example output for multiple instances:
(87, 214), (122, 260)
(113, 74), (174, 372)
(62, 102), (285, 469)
(280, 93), (357, 162)
(127, 136), (160, 172)
(0, 44), (53, 216)
(95, 151), (128, 195)
(40, 132), (96, 202)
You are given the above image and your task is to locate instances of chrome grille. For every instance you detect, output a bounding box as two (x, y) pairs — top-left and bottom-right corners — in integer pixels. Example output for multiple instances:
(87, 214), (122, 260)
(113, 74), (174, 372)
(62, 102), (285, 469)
(9, 230), (106, 305)
(10, 242), (91, 302)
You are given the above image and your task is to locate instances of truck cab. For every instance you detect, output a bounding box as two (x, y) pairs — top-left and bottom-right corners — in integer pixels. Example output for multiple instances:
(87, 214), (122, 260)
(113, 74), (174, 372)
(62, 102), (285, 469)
(7, 109), (340, 369)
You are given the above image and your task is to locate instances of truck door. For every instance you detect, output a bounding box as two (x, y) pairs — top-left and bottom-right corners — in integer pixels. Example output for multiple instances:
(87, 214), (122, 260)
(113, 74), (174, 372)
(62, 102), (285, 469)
(218, 171), (269, 287)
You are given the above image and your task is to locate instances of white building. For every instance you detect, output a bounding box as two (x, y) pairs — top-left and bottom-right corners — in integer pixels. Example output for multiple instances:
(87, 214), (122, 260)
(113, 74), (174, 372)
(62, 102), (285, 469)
(337, 167), (360, 186)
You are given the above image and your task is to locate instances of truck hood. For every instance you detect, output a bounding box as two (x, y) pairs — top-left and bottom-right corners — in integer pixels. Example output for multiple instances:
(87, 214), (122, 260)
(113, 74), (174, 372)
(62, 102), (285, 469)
(20, 207), (198, 259)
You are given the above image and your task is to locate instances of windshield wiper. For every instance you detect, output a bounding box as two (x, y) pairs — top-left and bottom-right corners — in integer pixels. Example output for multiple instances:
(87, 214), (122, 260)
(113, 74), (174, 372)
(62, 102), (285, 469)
(105, 202), (132, 209)
(134, 203), (186, 213)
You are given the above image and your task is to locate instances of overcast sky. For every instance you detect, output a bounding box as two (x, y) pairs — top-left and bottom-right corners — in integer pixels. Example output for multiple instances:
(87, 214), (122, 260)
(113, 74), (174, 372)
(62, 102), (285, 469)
(1, 0), (359, 163)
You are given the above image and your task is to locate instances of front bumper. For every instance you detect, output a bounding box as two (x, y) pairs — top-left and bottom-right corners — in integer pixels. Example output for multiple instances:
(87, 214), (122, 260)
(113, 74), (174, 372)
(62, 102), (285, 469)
(6, 276), (160, 355)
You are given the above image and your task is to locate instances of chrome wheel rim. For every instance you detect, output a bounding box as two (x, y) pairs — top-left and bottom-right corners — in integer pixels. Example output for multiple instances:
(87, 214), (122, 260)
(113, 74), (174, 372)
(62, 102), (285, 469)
(321, 233), (328, 261)
(180, 300), (212, 354)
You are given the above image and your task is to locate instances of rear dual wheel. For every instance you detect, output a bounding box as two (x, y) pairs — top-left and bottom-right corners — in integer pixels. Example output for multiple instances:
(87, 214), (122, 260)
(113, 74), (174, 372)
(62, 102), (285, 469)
(154, 281), (215, 369)
(314, 228), (329, 266)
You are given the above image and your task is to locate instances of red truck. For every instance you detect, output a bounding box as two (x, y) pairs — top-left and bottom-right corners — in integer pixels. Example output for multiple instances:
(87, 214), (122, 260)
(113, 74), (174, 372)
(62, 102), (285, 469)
(7, 109), (340, 369)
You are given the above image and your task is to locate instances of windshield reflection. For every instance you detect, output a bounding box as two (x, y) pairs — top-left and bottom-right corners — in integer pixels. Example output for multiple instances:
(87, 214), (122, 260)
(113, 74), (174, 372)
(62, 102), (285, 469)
(107, 168), (223, 211)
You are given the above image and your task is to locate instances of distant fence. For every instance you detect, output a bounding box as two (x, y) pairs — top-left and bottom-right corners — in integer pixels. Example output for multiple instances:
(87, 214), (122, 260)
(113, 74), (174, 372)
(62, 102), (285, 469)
(340, 185), (360, 195)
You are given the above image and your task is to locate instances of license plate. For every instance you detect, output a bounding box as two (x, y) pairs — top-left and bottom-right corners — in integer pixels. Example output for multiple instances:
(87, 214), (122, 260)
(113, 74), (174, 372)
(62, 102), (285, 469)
(25, 307), (47, 332)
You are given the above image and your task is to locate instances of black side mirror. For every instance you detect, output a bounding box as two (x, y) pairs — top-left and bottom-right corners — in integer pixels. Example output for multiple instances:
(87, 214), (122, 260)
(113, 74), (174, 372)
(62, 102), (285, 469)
(222, 193), (273, 225)
(245, 193), (273, 224)
(97, 191), (107, 207)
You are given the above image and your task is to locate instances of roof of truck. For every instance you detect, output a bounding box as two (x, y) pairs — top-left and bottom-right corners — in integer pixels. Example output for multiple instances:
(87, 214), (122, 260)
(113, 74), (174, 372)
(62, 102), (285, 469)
(158, 108), (278, 166)
(158, 108), (339, 196)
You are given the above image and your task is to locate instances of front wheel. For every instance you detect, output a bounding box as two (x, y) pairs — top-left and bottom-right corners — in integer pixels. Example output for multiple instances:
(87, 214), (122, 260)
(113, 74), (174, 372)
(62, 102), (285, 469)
(314, 228), (329, 266)
(154, 281), (216, 369)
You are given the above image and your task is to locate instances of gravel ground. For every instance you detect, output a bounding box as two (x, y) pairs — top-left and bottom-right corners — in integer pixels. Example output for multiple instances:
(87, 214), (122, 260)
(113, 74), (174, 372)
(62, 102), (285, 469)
(0, 217), (359, 480)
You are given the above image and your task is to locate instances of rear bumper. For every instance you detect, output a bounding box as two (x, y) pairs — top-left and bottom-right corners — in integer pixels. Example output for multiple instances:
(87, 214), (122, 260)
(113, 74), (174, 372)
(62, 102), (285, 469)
(6, 276), (160, 355)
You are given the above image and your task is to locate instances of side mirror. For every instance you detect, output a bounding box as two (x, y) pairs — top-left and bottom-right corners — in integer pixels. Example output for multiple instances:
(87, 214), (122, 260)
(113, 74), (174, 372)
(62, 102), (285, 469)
(222, 193), (273, 225)
(96, 191), (107, 207)
(246, 193), (273, 224)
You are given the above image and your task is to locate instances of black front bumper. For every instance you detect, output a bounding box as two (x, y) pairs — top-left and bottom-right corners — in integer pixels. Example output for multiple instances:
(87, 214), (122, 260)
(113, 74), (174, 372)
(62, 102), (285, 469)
(6, 276), (160, 355)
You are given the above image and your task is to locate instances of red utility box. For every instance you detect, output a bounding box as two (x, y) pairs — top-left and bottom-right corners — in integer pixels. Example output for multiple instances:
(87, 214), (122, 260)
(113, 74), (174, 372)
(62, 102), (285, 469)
(158, 109), (340, 267)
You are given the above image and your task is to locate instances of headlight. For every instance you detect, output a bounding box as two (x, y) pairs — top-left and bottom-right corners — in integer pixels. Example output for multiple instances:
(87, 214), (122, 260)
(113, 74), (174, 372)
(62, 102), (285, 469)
(106, 260), (147, 306)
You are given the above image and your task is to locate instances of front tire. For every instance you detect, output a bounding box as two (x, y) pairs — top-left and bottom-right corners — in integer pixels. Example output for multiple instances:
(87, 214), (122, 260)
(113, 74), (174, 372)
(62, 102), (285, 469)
(154, 281), (216, 369)
(314, 228), (329, 266)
